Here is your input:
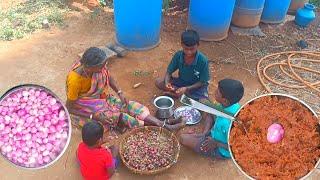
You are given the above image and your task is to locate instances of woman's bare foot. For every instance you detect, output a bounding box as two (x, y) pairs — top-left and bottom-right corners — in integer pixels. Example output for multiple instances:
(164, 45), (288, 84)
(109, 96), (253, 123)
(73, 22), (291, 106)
(114, 126), (127, 134)
(165, 118), (187, 131)
(167, 117), (183, 125)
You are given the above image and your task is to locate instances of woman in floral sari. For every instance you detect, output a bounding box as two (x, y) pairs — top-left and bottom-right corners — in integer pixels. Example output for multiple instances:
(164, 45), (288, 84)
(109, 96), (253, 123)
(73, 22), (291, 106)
(66, 47), (184, 130)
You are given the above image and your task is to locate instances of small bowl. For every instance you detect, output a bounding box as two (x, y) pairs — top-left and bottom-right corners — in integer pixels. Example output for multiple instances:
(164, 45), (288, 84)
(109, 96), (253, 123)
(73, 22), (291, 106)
(153, 96), (174, 119)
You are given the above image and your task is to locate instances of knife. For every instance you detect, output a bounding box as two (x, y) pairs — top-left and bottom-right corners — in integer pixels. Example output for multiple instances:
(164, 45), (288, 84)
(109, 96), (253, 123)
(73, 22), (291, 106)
(180, 94), (236, 120)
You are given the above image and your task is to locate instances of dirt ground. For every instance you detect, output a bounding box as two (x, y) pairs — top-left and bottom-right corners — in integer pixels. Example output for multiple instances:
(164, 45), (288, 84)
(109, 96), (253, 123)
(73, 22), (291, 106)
(0, 3), (320, 180)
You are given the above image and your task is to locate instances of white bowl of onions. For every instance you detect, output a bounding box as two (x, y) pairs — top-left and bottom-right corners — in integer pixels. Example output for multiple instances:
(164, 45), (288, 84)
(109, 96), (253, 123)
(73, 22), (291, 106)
(0, 84), (71, 169)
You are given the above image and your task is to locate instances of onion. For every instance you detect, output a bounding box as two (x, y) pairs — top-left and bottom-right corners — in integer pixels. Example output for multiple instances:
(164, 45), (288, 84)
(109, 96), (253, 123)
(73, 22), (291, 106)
(48, 134), (56, 142)
(17, 110), (27, 117)
(43, 156), (50, 163)
(16, 150), (22, 157)
(4, 126), (11, 133)
(49, 126), (56, 133)
(35, 91), (41, 97)
(27, 100), (33, 106)
(20, 103), (27, 108)
(4, 115), (11, 122)
(39, 145), (46, 152)
(37, 156), (44, 164)
(26, 141), (32, 147)
(31, 127), (37, 133)
(38, 110), (45, 116)
(55, 133), (62, 139)
(29, 95), (36, 102)
(36, 137), (43, 144)
(49, 98), (57, 106)
(43, 138), (49, 144)
(6, 145), (13, 153)
(51, 118), (59, 125)
(22, 146), (30, 152)
(44, 114), (51, 120)
(24, 133), (32, 141)
(25, 106), (32, 112)
(22, 96), (28, 103)
(22, 91), (29, 97)
(0, 123), (4, 131)
(58, 110), (66, 120)
(42, 99), (49, 105)
(267, 123), (285, 143)
(46, 143), (53, 150)
(38, 115), (44, 121)
(61, 131), (68, 140)
(29, 157), (36, 164)
(42, 150), (50, 157)
(26, 116), (34, 124)
(43, 120), (51, 127)
(16, 92), (22, 98)
(39, 91), (47, 100)
(43, 107), (50, 114)
(28, 89), (35, 95)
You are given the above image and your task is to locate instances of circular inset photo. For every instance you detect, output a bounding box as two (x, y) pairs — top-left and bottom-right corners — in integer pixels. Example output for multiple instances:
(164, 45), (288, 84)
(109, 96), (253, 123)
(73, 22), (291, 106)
(0, 84), (71, 169)
(229, 93), (320, 179)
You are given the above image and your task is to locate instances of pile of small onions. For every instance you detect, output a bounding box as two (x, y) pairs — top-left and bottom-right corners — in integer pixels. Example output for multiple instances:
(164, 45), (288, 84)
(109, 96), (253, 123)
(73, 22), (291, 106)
(0, 86), (70, 168)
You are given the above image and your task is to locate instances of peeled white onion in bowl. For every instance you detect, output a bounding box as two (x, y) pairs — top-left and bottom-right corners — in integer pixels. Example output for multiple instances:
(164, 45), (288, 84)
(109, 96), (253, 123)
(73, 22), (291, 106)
(0, 84), (71, 169)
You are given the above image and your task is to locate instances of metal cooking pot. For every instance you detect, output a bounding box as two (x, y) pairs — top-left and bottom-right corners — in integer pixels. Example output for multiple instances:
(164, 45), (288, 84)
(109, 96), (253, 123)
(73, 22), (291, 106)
(228, 93), (320, 179)
(153, 96), (174, 119)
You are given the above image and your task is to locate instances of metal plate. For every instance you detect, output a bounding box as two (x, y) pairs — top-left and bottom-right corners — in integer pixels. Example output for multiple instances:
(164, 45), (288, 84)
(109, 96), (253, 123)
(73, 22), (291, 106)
(174, 106), (202, 125)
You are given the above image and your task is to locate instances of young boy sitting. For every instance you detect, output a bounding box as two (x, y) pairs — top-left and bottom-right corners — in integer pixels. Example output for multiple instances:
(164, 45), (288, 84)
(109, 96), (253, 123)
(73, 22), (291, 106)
(155, 29), (210, 101)
(77, 121), (119, 180)
(179, 79), (244, 159)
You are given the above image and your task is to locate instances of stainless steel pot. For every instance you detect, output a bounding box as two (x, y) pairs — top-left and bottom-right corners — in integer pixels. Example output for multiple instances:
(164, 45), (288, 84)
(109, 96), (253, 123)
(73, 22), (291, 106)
(228, 93), (320, 179)
(0, 84), (72, 170)
(153, 96), (174, 119)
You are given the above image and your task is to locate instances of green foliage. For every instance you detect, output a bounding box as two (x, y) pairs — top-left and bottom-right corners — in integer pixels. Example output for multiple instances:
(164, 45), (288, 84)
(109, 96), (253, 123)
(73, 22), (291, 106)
(163, 0), (173, 10)
(99, 0), (113, 8)
(310, 0), (320, 7)
(0, 0), (68, 41)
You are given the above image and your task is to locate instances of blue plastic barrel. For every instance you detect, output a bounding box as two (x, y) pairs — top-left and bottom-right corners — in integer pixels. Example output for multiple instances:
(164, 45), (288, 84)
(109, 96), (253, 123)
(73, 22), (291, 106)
(114, 0), (162, 50)
(232, 0), (266, 28)
(261, 0), (292, 23)
(188, 0), (236, 41)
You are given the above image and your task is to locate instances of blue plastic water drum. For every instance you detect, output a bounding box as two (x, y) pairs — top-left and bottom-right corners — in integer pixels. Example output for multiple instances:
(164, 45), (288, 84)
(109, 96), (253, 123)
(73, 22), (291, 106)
(261, 0), (292, 23)
(188, 0), (236, 41)
(114, 0), (163, 50)
(232, 0), (266, 28)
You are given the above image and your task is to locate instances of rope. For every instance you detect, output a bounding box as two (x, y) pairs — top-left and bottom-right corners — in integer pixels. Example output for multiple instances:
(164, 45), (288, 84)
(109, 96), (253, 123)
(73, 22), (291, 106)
(257, 51), (320, 113)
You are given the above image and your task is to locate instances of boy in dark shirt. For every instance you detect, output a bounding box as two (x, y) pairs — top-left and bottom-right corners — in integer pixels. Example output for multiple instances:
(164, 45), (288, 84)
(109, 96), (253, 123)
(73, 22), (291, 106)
(155, 30), (210, 101)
